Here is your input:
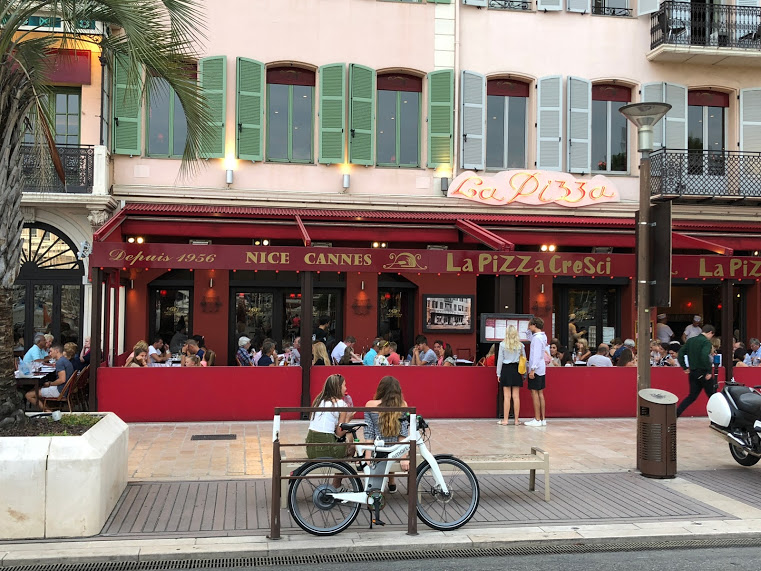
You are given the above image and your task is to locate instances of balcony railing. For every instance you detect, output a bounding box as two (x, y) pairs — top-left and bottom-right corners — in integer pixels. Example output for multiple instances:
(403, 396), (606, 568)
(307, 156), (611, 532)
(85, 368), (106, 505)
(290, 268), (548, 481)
(651, 1), (761, 50)
(489, 0), (532, 11)
(21, 144), (95, 193)
(649, 148), (761, 201)
(592, 5), (632, 17)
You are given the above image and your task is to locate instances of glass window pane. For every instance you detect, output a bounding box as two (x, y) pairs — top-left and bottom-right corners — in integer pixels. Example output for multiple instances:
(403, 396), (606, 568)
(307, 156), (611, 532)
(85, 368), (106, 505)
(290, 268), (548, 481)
(377, 90), (396, 164)
(610, 101), (628, 172)
(34, 284), (53, 337)
(507, 96), (526, 168)
(148, 78), (170, 155)
(399, 92), (419, 166)
(591, 100), (608, 171)
(154, 288), (191, 344)
(172, 91), (188, 156)
(707, 106), (725, 150)
(61, 285), (80, 345)
(486, 95), (505, 170)
(68, 114), (79, 135)
(13, 285), (26, 352)
(291, 85), (313, 161)
(68, 93), (79, 114)
(568, 288), (598, 347)
(267, 84), (289, 160)
(688, 105), (704, 150)
(234, 292), (274, 341)
(56, 93), (67, 113)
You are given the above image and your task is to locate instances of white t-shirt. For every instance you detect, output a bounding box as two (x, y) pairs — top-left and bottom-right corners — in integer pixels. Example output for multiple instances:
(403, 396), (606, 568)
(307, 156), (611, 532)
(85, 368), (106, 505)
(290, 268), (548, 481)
(148, 345), (162, 366)
(587, 354), (613, 367)
(656, 323), (674, 343)
(683, 324), (702, 341)
(331, 341), (347, 364)
(308, 399), (346, 434)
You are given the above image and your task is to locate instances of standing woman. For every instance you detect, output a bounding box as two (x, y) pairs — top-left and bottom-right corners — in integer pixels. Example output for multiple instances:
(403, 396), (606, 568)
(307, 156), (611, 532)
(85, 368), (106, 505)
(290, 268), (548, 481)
(306, 374), (355, 459)
(496, 325), (525, 426)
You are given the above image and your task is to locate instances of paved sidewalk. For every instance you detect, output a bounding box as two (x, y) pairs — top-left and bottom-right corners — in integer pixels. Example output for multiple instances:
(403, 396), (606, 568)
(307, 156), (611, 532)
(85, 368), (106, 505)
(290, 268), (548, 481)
(2, 417), (760, 567)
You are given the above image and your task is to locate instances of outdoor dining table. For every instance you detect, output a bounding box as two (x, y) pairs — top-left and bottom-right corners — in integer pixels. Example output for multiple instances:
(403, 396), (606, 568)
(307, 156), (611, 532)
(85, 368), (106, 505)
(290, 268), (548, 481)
(15, 371), (49, 404)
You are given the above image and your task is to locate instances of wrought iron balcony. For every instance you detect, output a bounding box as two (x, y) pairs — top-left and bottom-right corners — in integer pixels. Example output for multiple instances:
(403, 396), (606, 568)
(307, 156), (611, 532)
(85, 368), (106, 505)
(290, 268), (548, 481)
(649, 148), (761, 202)
(21, 144), (95, 193)
(650, 1), (761, 63)
(489, 0), (532, 11)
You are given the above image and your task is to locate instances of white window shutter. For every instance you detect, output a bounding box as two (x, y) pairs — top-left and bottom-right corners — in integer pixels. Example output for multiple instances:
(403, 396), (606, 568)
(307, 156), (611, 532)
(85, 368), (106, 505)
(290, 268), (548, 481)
(567, 77), (591, 173)
(463, 0), (488, 6)
(740, 89), (761, 152)
(642, 82), (665, 149)
(664, 83), (687, 149)
(537, 76), (563, 171)
(567, 0), (590, 13)
(461, 70), (486, 170)
(537, 0), (563, 11)
(637, 0), (660, 16)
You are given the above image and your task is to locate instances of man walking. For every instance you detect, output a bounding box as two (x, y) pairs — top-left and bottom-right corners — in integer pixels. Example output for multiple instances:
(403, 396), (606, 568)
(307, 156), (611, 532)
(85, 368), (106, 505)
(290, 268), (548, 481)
(676, 324), (716, 417)
(525, 317), (548, 427)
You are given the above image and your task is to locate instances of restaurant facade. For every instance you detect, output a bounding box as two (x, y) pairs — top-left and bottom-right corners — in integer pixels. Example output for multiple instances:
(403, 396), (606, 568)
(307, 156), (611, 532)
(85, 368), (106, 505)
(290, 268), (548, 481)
(17, 0), (761, 421)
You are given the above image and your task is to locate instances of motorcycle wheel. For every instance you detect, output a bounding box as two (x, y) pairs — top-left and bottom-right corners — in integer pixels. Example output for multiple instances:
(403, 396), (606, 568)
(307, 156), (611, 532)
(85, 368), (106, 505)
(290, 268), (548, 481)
(729, 443), (761, 466)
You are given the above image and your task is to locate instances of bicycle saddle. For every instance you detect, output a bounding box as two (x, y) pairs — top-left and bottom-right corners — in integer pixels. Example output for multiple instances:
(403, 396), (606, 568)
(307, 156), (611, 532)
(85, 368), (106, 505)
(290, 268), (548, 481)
(340, 422), (367, 431)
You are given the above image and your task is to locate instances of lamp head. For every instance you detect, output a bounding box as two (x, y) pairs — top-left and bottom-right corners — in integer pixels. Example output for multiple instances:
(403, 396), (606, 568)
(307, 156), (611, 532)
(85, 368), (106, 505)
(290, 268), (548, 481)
(619, 102), (671, 128)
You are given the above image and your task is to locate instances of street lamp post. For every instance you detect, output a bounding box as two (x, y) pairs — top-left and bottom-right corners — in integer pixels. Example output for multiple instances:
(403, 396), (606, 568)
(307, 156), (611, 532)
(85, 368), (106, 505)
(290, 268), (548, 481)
(619, 102), (672, 392)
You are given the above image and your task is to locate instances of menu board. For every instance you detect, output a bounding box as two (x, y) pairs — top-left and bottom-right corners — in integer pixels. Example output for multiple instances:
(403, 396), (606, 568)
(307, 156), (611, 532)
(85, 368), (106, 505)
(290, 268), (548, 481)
(481, 313), (534, 343)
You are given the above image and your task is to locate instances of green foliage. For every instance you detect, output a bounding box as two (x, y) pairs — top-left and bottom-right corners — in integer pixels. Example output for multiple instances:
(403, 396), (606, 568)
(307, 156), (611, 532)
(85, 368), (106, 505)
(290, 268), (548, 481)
(60, 414), (102, 428)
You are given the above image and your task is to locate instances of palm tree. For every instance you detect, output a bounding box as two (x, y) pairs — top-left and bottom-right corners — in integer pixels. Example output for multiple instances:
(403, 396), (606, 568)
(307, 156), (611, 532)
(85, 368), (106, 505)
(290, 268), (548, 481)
(0, 0), (212, 426)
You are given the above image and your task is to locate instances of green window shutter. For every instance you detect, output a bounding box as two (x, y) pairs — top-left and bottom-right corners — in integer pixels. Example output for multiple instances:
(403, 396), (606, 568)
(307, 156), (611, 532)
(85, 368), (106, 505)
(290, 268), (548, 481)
(318, 63), (346, 164)
(236, 57), (264, 161)
(112, 56), (141, 155)
(349, 64), (375, 166)
(427, 69), (454, 168)
(199, 56), (227, 158)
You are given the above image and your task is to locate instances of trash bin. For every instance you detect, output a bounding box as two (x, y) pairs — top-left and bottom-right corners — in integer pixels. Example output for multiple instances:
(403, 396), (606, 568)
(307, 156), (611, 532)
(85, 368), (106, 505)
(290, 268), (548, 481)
(637, 388), (678, 479)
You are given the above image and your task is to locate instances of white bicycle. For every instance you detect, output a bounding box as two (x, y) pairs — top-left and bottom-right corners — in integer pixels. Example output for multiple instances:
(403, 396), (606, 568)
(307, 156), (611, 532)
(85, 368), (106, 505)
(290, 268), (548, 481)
(287, 414), (480, 536)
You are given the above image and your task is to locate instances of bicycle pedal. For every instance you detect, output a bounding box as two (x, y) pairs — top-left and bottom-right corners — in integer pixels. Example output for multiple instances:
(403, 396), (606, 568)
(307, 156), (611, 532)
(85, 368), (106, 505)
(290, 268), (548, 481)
(372, 518), (386, 526)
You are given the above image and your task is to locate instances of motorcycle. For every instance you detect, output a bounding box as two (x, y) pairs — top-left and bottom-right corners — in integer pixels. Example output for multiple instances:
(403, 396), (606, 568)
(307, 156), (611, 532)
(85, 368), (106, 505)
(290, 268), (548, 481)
(707, 381), (761, 466)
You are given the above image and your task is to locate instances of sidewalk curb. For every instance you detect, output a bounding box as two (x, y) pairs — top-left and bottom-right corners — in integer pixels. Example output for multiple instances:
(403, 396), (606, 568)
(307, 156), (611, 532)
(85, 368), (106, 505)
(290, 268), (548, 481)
(3, 523), (761, 567)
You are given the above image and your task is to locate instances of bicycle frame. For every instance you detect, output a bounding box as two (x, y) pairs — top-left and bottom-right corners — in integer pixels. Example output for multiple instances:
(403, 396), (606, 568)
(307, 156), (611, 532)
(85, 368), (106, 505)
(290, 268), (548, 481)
(327, 429), (447, 506)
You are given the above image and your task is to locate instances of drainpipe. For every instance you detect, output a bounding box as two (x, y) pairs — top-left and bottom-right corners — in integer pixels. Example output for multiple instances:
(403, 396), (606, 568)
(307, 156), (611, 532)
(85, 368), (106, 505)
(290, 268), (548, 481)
(453, 0), (461, 181)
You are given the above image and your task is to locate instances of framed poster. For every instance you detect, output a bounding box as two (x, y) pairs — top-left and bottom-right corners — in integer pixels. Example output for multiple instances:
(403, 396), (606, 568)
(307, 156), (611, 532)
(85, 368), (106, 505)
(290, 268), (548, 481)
(422, 295), (474, 333)
(480, 313), (534, 343)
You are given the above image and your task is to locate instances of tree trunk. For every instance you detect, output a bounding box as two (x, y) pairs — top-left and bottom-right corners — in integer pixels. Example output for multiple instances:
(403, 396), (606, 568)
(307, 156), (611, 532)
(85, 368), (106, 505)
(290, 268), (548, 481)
(0, 287), (25, 426)
(0, 58), (35, 426)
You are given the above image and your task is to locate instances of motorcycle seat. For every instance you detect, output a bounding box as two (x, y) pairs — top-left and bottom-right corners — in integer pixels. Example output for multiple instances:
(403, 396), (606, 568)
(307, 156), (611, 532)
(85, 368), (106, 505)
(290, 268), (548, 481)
(736, 392), (761, 415)
(727, 385), (753, 401)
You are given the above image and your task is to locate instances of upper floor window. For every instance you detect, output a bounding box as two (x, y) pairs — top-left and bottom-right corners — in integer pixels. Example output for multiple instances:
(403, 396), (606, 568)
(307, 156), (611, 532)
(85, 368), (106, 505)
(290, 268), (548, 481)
(377, 74), (422, 167)
(24, 88), (81, 146)
(147, 77), (188, 157)
(267, 67), (315, 163)
(591, 0), (631, 16)
(486, 78), (528, 170)
(688, 90), (728, 175)
(591, 84), (630, 173)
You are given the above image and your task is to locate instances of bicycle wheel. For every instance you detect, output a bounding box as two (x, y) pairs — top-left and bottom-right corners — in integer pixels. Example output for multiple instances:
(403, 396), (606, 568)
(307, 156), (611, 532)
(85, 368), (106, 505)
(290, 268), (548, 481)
(416, 455), (480, 531)
(287, 461), (362, 536)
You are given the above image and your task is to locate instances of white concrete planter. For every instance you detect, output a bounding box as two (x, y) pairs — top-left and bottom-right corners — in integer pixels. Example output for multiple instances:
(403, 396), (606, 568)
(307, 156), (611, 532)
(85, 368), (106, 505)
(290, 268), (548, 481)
(0, 412), (128, 539)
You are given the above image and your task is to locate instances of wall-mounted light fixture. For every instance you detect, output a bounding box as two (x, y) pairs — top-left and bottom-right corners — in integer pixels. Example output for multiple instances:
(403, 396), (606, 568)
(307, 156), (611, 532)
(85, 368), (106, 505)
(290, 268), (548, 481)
(126, 236), (145, 244)
(361, 280), (365, 291)
(226, 169), (234, 185)
(540, 284), (545, 294)
(342, 173), (350, 190)
(130, 279), (134, 289)
(253, 239), (271, 246)
(371, 242), (387, 249)
(440, 177), (449, 194)
(540, 244), (556, 252)
(209, 278), (214, 288)
(190, 239), (211, 245)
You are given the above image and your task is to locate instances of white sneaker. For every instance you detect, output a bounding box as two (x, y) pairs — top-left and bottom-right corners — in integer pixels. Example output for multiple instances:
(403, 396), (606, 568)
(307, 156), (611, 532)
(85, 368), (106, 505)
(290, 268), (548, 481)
(541, 420), (547, 426)
(525, 419), (542, 427)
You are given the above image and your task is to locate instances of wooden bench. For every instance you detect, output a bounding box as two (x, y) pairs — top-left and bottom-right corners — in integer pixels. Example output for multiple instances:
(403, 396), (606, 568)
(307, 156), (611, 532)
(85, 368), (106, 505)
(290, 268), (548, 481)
(278, 446), (550, 508)
(459, 447), (550, 501)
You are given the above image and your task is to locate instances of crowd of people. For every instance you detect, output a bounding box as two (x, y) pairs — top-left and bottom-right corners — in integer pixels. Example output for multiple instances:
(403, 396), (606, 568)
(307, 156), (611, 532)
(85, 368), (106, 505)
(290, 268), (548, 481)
(123, 333), (216, 368)
(20, 333), (91, 410)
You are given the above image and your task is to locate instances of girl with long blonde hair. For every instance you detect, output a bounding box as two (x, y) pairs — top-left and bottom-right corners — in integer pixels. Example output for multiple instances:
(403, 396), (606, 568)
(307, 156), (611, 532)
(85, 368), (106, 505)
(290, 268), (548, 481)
(363, 376), (409, 493)
(496, 325), (525, 426)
